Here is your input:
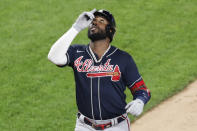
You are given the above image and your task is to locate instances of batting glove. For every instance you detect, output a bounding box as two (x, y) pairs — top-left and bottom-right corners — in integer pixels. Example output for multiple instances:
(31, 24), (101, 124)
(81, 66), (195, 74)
(125, 99), (144, 117)
(72, 9), (96, 32)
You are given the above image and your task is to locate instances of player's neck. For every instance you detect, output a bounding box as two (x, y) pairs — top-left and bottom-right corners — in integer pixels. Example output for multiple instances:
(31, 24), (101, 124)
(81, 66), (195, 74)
(90, 39), (110, 59)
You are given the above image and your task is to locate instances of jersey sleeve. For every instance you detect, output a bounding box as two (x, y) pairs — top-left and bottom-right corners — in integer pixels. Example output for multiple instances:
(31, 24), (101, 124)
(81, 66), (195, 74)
(124, 55), (141, 86)
(57, 45), (76, 67)
(124, 55), (151, 104)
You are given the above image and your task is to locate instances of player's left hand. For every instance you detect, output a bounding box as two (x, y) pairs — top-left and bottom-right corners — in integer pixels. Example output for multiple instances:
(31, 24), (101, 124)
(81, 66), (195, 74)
(125, 99), (144, 117)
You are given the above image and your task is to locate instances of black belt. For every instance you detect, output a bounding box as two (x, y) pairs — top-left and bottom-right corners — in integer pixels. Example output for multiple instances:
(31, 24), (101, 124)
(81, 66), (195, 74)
(77, 113), (125, 130)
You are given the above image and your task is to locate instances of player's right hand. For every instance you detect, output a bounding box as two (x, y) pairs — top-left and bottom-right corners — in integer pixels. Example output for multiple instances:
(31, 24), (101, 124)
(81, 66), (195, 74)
(72, 9), (96, 32)
(125, 99), (144, 117)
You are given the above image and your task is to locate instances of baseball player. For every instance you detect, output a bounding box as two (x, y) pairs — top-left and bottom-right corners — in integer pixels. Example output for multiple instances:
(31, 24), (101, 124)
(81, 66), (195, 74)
(48, 9), (151, 131)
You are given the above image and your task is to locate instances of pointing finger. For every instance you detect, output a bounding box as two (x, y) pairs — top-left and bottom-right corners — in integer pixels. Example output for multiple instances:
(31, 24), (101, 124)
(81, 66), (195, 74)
(90, 8), (97, 14)
(85, 12), (94, 20)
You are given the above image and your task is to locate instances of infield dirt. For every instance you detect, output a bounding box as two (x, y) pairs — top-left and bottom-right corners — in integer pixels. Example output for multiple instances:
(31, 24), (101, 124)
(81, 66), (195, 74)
(131, 80), (197, 131)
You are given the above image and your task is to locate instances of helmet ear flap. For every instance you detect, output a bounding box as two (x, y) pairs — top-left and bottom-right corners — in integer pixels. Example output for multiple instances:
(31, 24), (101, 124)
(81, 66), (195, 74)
(106, 25), (111, 34)
(106, 25), (116, 42)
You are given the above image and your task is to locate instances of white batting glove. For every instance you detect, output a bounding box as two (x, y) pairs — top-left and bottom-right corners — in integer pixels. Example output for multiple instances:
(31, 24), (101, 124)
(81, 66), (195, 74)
(125, 99), (144, 117)
(72, 9), (96, 32)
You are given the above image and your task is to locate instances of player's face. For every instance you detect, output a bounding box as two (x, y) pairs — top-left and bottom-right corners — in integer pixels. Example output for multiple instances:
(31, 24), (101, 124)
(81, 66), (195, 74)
(88, 16), (109, 42)
(89, 16), (109, 33)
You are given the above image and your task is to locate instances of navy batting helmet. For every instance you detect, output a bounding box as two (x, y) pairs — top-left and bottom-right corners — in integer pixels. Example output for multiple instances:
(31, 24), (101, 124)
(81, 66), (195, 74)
(93, 9), (116, 42)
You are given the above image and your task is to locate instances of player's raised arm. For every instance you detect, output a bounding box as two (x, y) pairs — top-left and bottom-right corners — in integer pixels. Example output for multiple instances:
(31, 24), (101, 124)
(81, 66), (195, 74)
(48, 9), (96, 66)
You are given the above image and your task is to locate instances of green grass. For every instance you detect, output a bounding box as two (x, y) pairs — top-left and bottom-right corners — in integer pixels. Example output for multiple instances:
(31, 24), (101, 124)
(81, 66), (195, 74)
(0, 0), (197, 130)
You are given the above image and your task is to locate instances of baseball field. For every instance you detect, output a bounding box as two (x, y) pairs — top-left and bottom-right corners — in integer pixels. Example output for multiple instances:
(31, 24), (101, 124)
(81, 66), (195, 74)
(132, 80), (197, 131)
(0, 0), (196, 130)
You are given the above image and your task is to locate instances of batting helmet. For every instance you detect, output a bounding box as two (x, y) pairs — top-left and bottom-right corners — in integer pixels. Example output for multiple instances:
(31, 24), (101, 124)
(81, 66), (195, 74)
(93, 9), (116, 42)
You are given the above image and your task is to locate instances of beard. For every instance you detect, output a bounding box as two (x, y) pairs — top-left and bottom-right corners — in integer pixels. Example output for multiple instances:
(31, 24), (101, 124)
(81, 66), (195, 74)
(88, 28), (107, 42)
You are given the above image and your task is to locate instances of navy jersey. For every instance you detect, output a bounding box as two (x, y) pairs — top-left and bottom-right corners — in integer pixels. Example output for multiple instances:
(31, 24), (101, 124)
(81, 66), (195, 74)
(61, 44), (150, 120)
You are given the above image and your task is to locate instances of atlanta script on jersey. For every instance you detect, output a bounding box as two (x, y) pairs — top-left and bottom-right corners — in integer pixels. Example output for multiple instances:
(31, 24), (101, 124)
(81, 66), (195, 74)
(60, 44), (151, 120)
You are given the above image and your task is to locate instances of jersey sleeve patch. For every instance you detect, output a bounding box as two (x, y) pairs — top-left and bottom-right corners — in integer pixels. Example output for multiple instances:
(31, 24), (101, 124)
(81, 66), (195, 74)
(130, 79), (145, 93)
(129, 78), (151, 104)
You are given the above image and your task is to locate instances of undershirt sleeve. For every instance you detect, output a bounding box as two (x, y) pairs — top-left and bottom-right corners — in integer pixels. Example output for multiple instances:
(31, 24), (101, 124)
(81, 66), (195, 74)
(57, 45), (76, 67)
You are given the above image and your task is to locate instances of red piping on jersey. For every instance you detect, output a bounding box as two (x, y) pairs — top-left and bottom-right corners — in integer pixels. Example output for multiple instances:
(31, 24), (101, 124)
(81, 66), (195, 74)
(130, 79), (150, 96)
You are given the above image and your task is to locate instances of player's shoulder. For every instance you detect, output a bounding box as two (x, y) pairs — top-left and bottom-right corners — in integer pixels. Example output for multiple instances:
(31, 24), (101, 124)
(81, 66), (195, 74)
(112, 45), (133, 58)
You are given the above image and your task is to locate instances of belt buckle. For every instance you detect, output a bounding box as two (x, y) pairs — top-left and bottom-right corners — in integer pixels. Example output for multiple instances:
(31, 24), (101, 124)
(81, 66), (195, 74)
(92, 124), (101, 130)
(92, 123), (111, 130)
(106, 124), (111, 128)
